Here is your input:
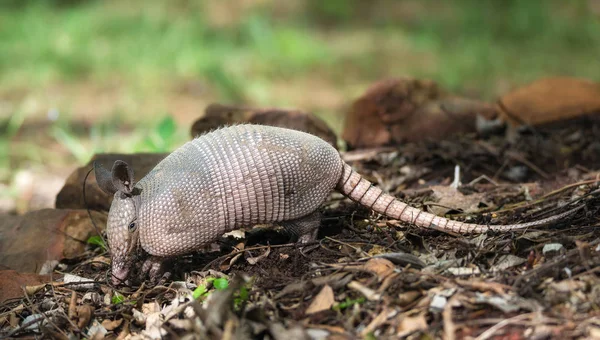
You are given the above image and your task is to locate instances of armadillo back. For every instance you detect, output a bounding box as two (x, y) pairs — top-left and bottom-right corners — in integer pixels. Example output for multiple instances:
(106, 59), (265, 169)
(137, 124), (343, 256)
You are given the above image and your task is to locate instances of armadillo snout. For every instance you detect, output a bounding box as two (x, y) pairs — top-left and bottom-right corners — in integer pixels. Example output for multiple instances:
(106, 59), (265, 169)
(111, 264), (130, 286)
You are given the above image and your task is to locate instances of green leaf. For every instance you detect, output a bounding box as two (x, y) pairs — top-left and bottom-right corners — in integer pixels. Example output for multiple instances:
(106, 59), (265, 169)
(233, 286), (250, 310)
(212, 278), (229, 290)
(156, 116), (176, 141)
(112, 292), (125, 304)
(238, 286), (249, 301)
(333, 297), (365, 311)
(192, 284), (208, 300)
(364, 333), (377, 340)
(87, 235), (107, 251)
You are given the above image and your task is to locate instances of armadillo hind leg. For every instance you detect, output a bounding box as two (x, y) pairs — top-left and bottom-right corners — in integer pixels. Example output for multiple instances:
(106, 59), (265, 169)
(281, 211), (322, 243)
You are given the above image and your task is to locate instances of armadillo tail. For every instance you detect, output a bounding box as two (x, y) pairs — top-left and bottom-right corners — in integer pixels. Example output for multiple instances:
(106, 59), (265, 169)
(336, 163), (576, 233)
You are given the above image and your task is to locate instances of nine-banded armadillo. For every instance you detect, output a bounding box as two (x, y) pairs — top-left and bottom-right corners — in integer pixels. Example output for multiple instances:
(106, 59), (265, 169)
(95, 124), (576, 285)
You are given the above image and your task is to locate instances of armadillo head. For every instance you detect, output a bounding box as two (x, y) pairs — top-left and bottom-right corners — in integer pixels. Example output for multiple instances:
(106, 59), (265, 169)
(95, 160), (142, 285)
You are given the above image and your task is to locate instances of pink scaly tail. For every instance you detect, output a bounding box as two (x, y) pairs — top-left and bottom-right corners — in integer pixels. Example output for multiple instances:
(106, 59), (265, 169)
(337, 163), (579, 233)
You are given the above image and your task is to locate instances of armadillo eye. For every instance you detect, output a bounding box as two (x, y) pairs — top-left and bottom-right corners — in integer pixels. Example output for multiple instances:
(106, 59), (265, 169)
(128, 222), (136, 232)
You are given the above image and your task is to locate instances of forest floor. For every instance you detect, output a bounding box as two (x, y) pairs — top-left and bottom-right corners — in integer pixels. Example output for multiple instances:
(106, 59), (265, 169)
(2, 118), (600, 339)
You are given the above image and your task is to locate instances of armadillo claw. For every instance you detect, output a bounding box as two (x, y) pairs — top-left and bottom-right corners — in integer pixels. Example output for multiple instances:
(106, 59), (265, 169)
(141, 256), (172, 284)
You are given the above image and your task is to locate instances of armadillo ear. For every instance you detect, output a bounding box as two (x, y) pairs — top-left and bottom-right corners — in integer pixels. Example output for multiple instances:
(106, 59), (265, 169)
(94, 161), (118, 195)
(112, 160), (134, 194)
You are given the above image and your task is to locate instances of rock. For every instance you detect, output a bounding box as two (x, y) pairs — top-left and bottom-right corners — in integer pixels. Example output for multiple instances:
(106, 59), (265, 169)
(0, 209), (106, 273)
(342, 78), (492, 149)
(191, 103), (338, 148)
(389, 97), (494, 144)
(249, 110), (338, 148)
(190, 103), (247, 135)
(542, 243), (565, 258)
(497, 77), (600, 127)
(344, 78), (436, 148)
(55, 153), (168, 211)
(0, 270), (52, 303)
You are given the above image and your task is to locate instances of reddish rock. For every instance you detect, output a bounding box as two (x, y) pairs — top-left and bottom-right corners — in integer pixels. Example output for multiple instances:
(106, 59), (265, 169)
(0, 270), (52, 303)
(342, 78), (440, 148)
(190, 103), (247, 135)
(343, 78), (492, 149)
(0, 209), (106, 273)
(55, 153), (167, 211)
(498, 77), (600, 128)
(389, 97), (495, 143)
(191, 103), (338, 148)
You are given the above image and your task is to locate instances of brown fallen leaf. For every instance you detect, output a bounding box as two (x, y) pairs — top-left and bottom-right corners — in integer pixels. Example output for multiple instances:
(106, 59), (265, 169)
(427, 185), (490, 216)
(397, 313), (428, 338)
(455, 279), (510, 295)
(68, 291), (77, 320)
(361, 307), (395, 336)
(304, 324), (348, 336)
(245, 245), (271, 265)
(306, 284), (335, 315)
(362, 258), (395, 281)
(77, 304), (94, 329)
(273, 281), (308, 300)
(371, 252), (426, 269)
(23, 284), (47, 297)
(311, 272), (354, 290)
(347, 281), (381, 301)
(115, 319), (131, 340)
(219, 243), (245, 271)
(398, 291), (422, 307)
(8, 304), (23, 329)
(101, 318), (123, 331)
(10, 313), (19, 328)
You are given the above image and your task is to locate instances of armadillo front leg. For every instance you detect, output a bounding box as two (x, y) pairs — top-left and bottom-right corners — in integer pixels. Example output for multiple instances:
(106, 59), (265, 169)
(281, 211), (322, 243)
(141, 256), (173, 284)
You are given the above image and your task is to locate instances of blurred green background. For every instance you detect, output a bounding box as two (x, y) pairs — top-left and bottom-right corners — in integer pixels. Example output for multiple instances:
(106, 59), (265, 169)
(1, 0), (599, 212)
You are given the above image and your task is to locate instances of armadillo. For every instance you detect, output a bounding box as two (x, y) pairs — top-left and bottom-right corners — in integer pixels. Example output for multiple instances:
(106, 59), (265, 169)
(94, 124), (577, 285)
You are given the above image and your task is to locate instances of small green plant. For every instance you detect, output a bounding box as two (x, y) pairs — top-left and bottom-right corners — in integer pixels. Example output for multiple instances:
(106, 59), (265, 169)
(234, 286), (249, 309)
(364, 332), (377, 340)
(112, 292), (125, 304)
(192, 284), (208, 300)
(139, 115), (184, 152)
(332, 297), (365, 311)
(111, 291), (137, 305)
(191, 276), (250, 308)
(210, 277), (229, 290)
(86, 235), (107, 251)
(192, 277), (230, 300)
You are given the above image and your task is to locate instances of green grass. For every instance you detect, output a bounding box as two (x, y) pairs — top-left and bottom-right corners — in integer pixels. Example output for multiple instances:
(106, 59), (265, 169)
(0, 1), (333, 101)
(1, 0), (599, 190)
(1, 1), (597, 99)
(404, 0), (600, 92)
